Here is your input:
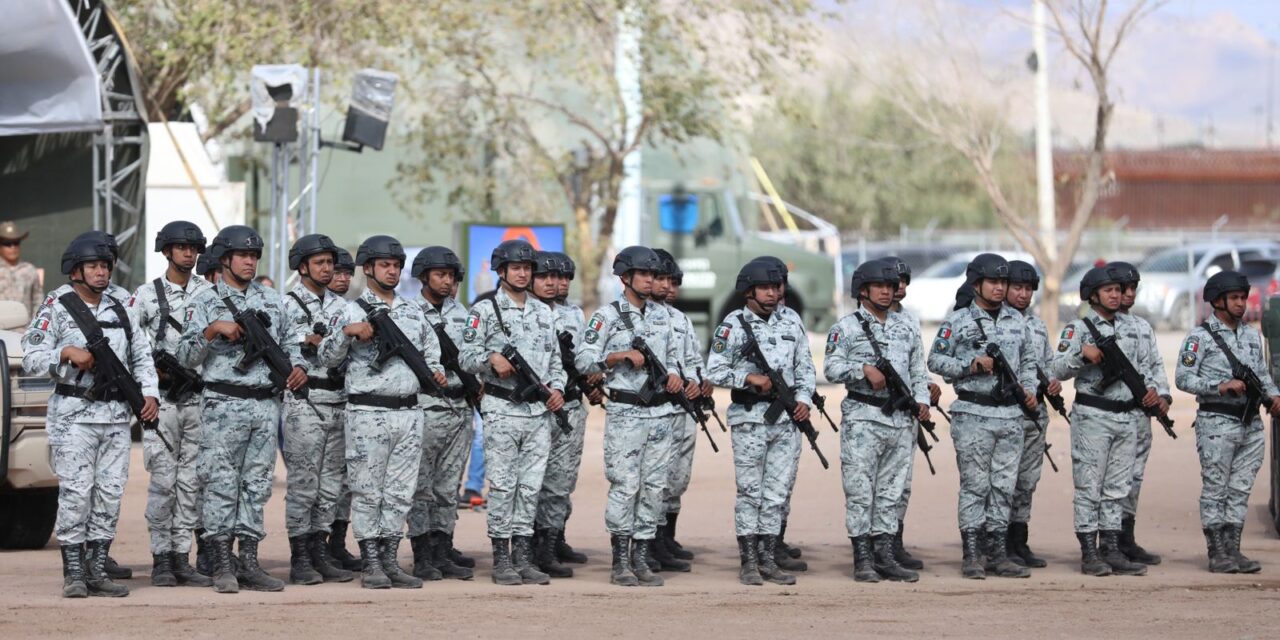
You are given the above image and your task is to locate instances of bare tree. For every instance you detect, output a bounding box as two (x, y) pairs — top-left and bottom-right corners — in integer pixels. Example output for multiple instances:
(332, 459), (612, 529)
(868, 0), (1166, 331)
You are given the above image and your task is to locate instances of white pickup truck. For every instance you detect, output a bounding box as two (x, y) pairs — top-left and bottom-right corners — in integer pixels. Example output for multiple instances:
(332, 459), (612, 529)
(0, 300), (57, 549)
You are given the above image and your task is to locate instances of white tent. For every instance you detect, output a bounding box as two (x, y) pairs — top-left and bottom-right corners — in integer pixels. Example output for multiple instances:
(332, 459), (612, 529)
(0, 0), (104, 136)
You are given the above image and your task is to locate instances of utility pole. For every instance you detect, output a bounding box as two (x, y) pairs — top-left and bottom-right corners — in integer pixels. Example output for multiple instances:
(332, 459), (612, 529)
(1033, 0), (1056, 264)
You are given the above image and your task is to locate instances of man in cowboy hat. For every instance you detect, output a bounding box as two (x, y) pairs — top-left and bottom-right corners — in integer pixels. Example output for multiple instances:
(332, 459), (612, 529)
(0, 221), (41, 319)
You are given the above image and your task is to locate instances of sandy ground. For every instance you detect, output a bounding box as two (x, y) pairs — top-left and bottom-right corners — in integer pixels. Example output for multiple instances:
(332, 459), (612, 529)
(3, 331), (1280, 639)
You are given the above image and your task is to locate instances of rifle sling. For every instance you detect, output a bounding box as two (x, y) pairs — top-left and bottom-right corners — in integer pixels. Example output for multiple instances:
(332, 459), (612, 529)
(58, 292), (133, 353)
(153, 278), (183, 343)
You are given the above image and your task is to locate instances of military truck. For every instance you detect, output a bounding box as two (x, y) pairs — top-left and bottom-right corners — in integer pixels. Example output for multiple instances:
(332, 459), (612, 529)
(1264, 296), (1280, 535)
(0, 301), (56, 549)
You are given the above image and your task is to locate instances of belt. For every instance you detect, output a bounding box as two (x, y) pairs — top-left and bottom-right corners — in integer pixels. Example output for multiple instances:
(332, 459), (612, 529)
(485, 385), (522, 403)
(1074, 393), (1138, 412)
(308, 377), (345, 392)
(439, 385), (468, 400)
(158, 379), (203, 394)
(730, 388), (773, 409)
(54, 384), (125, 403)
(1198, 401), (1252, 421)
(204, 382), (277, 400)
(348, 393), (418, 409)
(956, 390), (1017, 407)
(846, 390), (889, 408)
(609, 389), (666, 407)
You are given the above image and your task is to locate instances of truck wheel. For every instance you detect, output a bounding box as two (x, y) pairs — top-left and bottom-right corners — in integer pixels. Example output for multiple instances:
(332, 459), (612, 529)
(0, 488), (57, 549)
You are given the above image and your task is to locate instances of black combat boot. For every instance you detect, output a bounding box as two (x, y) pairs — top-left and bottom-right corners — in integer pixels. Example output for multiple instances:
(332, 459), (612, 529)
(665, 512), (694, 560)
(651, 535), (691, 572)
(1008, 521), (1047, 568)
(1077, 531), (1112, 577)
(533, 529), (573, 578)
(872, 534), (919, 582)
(960, 529), (985, 580)
(610, 535), (639, 587)
(380, 537), (423, 588)
(329, 520), (363, 571)
(85, 540), (130, 597)
(409, 533), (442, 581)
(1119, 516), (1162, 565)
(491, 538), (522, 586)
(151, 551), (177, 587)
(288, 535), (322, 585)
(775, 520), (807, 571)
(237, 536), (285, 591)
(555, 528), (588, 564)
(778, 518), (802, 559)
(1099, 530), (1146, 576)
(1223, 524), (1260, 574)
(893, 520), (924, 571)
(209, 535), (240, 593)
(1204, 526), (1239, 574)
(446, 532), (476, 568)
(358, 538), (391, 589)
(61, 544), (88, 598)
(850, 537), (880, 583)
(194, 529), (211, 576)
(737, 535), (764, 586)
(757, 535), (797, 585)
(631, 538), (665, 587)
(99, 539), (131, 580)
(171, 549), (214, 587)
(429, 531), (473, 580)
(512, 536), (550, 585)
(985, 529), (1030, 578)
(308, 531), (353, 582)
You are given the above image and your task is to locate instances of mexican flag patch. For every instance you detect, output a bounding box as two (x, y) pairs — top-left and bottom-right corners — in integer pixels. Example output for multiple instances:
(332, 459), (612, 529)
(1183, 338), (1198, 353)
(468, 315), (481, 329)
(589, 316), (604, 332)
(715, 324), (731, 339)
(1061, 326), (1074, 340)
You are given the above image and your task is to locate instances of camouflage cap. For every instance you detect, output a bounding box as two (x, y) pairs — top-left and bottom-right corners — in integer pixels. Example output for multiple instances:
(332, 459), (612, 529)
(0, 221), (29, 242)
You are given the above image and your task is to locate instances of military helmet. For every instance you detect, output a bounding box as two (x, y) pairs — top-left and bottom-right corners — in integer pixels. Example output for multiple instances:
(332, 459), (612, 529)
(532, 250), (563, 277)
(196, 252), (219, 276)
(1107, 261), (1141, 286)
(1203, 270), (1250, 303)
(751, 255), (789, 285)
(734, 259), (785, 293)
(154, 221), (207, 253)
(966, 253), (1009, 282)
(72, 230), (119, 262)
(288, 233), (339, 270)
(355, 234), (406, 266)
(1079, 265), (1126, 301)
(333, 248), (355, 273)
(208, 225), (264, 260)
(490, 239), (537, 271)
(884, 255), (911, 284)
(411, 246), (463, 279)
(652, 248), (684, 284)
(61, 236), (116, 275)
(850, 258), (900, 296)
(612, 245), (662, 276)
(1007, 260), (1040, 290)
(549, 251), (576, 280)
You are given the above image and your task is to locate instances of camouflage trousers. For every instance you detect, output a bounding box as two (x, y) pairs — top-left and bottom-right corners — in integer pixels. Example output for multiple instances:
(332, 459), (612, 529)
(346, 406), (423, 541)
(283, 401), (346, 538)
(484, 411), (552, 538)
(657, 414), (698, 525)
(407, 401), (474, 537)
(895, 442), (915, 522)
(200, 395), (280, 541)
(1070, 408), (1138, 532)
(840, 417), (914, 538)
(604, 413), (675, 540)
(731, 419), (800, 537)
(1122, 418), (1154, 516)
(1010, 414), (1049, 524)
(1194, 413), (1266, 528)
(335, 483), (351, 521)
(951, 411), (1022, 531)
(535, 402), (587, 531)
(143, 400), (203, 553)
(50, 421), (131, 545)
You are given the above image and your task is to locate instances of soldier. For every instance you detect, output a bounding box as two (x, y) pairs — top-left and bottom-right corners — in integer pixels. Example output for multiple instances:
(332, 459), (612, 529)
(69, 231), (132, 305)
(526, 251), (588, 579)
(1175, 270), (1280, 574)
(177, 225), (309, 594)
(279, 234), (354, 585)
(545, 251), (592, 566)
(325, 247), (362, 571)
(23, 235), (159, 597)
(1003, 260), (1053, 568)
(1050, 265), (1158, 577)
(460, 239), (567, 586)
(706, 259), (815, 587)
(824, 259), (928, 583)
(405, 246), (476, 581)
(0, 220), (42, 318)
(884, 256), (937, 572)
(1110, 261), (1169, 566)
(320, 235), (444, 590)
(576, 246), (682, 587)
(127, 221), (214, 588)
(650, 248), (705, 572)
(197, 252), (221, 284)
(927, 253), (1037, 580)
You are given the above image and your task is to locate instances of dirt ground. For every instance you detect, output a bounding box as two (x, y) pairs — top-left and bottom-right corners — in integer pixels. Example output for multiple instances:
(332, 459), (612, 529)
(3, 331), (1280, 639)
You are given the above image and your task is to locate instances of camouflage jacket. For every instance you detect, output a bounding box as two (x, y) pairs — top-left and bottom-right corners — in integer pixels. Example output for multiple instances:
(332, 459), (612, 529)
(0, 260), (41, 319)
(460, 287), (567, 417)
(1174, 314), (1279, 409)
(553, 300), (586, 408)
(824, 307), (928, 426)
(706, 306), (816, 424)
(415, 293), (470, 408)
(928, 301), (1036, 419)
(321, 288), (443, 402)
(283, 283), (350, 404)
(1049, 309), (1157, 416)
(574, 294), (680, 418)
(176, 279), (306, 388)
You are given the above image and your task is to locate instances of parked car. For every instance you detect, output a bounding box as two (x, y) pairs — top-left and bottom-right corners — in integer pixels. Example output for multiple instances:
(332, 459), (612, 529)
(901, 251), (1032, 323)
(0, 301), (56, 549)
(1132, 241), (1280, 329)
(840, 245), (959, 298)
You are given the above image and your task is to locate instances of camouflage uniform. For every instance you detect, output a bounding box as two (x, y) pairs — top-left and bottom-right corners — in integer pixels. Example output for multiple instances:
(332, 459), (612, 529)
(928, 302), (1036, 532)
(657, 305), (702, 524)
(281, 284), (350, 538)
(894, 306), (924, 521)
(460, 289), (566, 538)
(824, 308), (927, 537)
(576, 295), (680, 539)
(128, 275), (212, 554)
(177, 280), (304, 541)
(407, 294), (474, 537)
(535, 300), (588, 531)
(321, 289), (441, 541)
(1011, 310), (1052, 524)
(1174, 315), (1278, 529)
(23, 289), (158, 545)
(706, 307), (814, 536)
(1049, 311), (1154, 533)
(0, 259), (42, 318)
(1123, 313), (1170, 517)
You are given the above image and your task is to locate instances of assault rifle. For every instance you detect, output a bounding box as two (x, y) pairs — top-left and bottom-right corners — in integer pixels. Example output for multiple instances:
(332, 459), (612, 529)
(499, 344), (571, 434)
(735, 320), (829, 470)
(630, 337), (719, 453)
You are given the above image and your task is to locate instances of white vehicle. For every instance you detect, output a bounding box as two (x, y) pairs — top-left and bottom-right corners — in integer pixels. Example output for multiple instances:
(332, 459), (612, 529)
(0, 301), (56, 549)
(1133, 241), (1280, 329)
(902, 251), (1032, 324)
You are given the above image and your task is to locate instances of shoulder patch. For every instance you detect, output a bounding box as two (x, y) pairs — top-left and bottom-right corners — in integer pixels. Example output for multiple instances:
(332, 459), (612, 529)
(715, 323), (732, 340)
(1181, 351), (1197, 367)
(1057, 340), (1070, 352)
(932, 337), (951, 354)
(937, 324), (952, 340)
(712, 339), (726, 353)
(185, 307), (196, 323)
(1182, 338), (1199, 353)
(1060, 326), (1074, 340)
(588, 314), (605, 332)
